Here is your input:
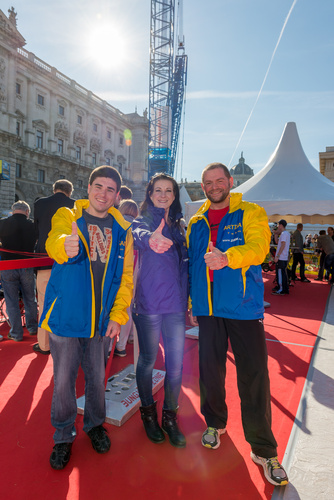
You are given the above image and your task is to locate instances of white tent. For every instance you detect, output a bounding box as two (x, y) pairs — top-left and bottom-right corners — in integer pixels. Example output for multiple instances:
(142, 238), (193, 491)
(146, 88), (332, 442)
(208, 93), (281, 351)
(179, 184), (192, 216)
(185, 122), (334, 224)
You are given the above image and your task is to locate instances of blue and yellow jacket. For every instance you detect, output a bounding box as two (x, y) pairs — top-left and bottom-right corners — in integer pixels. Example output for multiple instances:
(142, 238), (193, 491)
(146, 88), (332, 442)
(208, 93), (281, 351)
(186, 193), (270, 320)
(40, 199), (133, 338)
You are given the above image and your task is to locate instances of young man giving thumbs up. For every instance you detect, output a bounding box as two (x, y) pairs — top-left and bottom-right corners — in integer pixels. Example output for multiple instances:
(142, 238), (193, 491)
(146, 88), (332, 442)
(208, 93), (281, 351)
(40, 166), (133, 470)
(186, 163), (288, 487)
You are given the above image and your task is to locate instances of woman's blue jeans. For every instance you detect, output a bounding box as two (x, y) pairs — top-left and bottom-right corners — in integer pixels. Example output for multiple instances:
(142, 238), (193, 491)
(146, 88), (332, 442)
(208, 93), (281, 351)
(133, 312), (185, 410)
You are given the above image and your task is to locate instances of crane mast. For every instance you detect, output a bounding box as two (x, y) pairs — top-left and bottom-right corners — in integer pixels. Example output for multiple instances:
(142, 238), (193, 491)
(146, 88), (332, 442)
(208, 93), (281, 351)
(148, 0), (187, 179)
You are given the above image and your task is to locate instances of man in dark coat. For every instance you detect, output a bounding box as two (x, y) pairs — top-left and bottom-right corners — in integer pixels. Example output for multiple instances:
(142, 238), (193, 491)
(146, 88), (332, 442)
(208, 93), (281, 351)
(0, 200), (38, 341)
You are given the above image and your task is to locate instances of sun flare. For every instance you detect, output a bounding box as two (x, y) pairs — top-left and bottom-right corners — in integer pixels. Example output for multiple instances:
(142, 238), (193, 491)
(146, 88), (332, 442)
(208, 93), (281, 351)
(86, 22), (128, 71)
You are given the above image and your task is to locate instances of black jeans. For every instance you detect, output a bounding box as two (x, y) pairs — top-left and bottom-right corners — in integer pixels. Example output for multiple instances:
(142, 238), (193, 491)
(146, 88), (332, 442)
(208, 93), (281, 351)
(291, 252), (306, 280)
(197, 315), (277, 458)
(275, 260), (289, 292)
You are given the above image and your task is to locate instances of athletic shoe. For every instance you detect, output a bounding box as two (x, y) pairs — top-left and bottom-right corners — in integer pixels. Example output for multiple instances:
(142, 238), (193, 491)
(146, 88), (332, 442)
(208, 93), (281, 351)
(293, 277), (301, 281)
(87, 425), (111, 453)
(314, 277), (323, 281)
(201, 427), (226, 449)
(114, 348), (127, 357)
(251, 452), (289, 486)
(271, 290), (288, 295)
(300, 278), (311, 283)
(33, 343), (50, 355)
(271, 286), (279, 292)
(8, 333), (22, 342)
(50, 442), (72, 470)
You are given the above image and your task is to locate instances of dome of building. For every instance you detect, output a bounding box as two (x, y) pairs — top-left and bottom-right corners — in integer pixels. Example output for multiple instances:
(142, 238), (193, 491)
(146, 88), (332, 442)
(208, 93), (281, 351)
(230, 152), (254, 176)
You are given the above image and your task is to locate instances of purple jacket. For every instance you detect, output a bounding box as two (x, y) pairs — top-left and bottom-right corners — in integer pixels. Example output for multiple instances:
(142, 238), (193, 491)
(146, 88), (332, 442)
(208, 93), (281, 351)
(132, 205), (188, 315)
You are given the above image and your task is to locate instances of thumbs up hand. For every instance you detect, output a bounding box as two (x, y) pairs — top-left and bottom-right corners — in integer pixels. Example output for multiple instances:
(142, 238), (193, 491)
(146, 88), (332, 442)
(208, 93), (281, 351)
(204, 241), (228, 270)
(64, 221), (80, 258)
(149, 218), (173, 254)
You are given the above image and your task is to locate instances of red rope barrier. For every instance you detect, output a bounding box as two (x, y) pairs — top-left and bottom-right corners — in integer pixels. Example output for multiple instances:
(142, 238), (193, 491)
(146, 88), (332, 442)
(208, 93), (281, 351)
(0, 257), (53, 270)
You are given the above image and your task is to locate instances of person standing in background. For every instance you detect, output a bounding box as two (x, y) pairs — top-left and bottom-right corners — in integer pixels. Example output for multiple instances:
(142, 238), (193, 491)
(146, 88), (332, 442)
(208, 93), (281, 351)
(272, 219), (290, 295)
(0, 201), (38, 341)
(291, 223), (310, 283)
(114, 199), (139, 357)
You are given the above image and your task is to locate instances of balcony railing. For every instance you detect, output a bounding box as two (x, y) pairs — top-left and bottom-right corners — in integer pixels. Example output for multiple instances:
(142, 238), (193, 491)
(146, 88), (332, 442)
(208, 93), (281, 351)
(17, 47), (124, 118)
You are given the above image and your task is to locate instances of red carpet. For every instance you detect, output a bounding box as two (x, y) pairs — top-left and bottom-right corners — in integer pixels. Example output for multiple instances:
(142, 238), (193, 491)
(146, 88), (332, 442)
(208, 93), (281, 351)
(0, 272), (330, 500)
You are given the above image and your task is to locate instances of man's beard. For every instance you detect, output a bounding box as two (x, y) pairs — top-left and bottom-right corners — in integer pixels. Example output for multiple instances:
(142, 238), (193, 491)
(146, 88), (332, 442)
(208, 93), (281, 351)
(205, 188), (230, 205)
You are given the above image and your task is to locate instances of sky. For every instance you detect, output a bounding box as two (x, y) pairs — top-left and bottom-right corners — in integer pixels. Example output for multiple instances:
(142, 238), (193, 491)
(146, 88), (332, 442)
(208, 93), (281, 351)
(7, 0), (334, 182)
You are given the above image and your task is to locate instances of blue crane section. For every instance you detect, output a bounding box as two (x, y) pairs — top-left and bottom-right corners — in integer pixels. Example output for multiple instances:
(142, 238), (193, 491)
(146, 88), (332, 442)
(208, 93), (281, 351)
(148, 0), (188, 179)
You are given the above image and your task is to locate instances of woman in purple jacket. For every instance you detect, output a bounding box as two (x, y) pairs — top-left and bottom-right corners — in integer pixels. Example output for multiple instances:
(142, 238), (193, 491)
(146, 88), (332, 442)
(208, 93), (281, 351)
(132, 173), (188, 448)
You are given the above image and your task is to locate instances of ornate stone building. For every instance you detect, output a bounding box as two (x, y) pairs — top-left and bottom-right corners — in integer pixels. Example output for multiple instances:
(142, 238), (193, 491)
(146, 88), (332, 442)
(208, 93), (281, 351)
(319, 147), (334, 183)
(229, 152), (253, 187)
(0, 8), (148, 216)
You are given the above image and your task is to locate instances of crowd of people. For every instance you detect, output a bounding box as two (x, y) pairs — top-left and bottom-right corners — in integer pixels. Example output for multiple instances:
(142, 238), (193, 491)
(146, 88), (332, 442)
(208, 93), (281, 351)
(269, 222), (334, 296)
(5, 162), (334, 487)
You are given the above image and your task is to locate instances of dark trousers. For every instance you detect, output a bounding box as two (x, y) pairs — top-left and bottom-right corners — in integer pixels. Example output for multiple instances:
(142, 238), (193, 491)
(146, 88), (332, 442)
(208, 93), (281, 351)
(291, 252), (306, 280)
(317, 251), (326, 279)
(198, 316), (277, 458)
(324, 253), (334, 282)
(275, 260), (289, 292)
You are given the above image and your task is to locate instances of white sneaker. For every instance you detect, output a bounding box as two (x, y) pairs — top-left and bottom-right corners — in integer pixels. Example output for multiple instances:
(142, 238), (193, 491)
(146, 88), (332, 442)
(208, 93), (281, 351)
(251, 452), (289, 486)
(201, 427), (226, 449)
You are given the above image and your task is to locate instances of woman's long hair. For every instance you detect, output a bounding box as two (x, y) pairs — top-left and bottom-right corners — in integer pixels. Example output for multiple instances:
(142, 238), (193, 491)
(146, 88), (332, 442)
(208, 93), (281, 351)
(140, 173), (182, 222)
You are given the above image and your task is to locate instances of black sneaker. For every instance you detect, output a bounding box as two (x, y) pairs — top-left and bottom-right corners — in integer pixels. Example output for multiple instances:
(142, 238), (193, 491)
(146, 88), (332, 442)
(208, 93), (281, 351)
(300, 278), (311, 283)
(251, 452), (288, 486)
(271, 290), (288, 295)
(50, 442), (72, 470)
(87, 425), (111, 453)
(33, 343), (50, 355)
(114, 348), (127, 357)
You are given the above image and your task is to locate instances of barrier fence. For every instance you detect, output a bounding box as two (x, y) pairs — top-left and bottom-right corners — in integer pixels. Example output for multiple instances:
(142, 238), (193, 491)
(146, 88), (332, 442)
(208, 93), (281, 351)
(0, 248), (53, 271)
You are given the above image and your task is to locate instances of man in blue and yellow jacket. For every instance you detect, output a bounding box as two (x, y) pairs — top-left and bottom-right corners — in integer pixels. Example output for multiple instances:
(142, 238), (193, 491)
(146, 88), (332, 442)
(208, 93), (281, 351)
(186, 162), (288, 487)
(40, 166), (133, 471)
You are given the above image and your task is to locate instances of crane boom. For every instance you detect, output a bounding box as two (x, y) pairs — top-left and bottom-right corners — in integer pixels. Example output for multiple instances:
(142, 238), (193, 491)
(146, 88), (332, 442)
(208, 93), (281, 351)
(148, 0), (187, 179)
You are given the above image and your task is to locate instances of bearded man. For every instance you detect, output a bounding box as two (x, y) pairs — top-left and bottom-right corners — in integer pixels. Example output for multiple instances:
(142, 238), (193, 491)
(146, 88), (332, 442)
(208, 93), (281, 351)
(186, 162), (288, 487)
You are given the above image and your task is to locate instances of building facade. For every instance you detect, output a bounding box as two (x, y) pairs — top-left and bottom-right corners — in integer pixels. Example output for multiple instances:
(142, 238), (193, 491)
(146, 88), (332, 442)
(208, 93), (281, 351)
(319, 147), (334, 183)
(0, 8), (148, 215)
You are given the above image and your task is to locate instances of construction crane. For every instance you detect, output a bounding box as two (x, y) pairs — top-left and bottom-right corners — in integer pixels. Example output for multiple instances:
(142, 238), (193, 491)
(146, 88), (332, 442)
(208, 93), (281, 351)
(148, 0), (188, 179)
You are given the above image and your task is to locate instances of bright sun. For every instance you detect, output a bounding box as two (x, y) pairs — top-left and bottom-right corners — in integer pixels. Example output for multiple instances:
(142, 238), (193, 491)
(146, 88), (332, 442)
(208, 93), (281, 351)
(86, 23), (128, 71)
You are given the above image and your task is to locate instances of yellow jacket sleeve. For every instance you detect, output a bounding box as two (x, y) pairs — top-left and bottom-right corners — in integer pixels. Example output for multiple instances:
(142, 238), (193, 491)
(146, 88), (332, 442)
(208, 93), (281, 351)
(45, 207), (74, 264)
(225, 203), (271, 269)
